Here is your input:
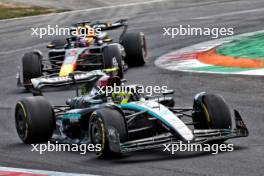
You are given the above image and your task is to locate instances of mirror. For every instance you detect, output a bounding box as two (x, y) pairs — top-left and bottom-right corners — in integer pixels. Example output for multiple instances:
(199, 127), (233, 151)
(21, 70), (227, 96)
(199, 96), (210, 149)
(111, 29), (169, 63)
(162, 89), (174, 95)
(46, 43), (55, 49)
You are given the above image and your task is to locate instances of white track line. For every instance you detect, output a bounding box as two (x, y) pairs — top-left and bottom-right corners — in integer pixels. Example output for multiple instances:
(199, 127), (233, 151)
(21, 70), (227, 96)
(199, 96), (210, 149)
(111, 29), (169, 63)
(0, 43), (46, 56)
(194, 7), (264, 20)
(0, 166), (99, 176)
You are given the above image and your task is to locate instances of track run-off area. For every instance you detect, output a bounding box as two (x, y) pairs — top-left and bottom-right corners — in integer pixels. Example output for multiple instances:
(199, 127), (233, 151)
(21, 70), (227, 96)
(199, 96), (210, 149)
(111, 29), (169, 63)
(156, 30), (264, 75)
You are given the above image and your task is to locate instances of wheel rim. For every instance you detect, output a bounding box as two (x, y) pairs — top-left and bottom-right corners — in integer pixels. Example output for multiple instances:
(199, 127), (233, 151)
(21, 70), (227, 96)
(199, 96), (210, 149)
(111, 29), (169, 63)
(90, 118), (102, 145)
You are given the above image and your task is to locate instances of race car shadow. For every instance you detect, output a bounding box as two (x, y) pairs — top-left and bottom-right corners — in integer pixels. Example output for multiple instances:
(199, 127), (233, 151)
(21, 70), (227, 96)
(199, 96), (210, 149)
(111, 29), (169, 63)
(94, 145), (248, 164)
(3, 141), (248, 165)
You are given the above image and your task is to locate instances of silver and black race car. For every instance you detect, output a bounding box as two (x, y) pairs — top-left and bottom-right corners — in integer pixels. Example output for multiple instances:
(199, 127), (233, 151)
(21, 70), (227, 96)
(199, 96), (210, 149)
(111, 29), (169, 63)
(17, 19), (147, 89)
(15, 73), (248, 158)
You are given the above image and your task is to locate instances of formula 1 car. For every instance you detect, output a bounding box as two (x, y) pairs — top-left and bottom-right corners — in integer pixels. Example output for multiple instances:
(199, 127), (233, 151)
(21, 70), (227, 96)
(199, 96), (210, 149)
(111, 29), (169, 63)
(17, 19), (147, 89)
(15, 74), (248, 158)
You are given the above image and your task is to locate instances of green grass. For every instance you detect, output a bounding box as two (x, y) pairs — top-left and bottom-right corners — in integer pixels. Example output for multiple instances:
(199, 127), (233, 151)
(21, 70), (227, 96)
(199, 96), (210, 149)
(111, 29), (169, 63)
(217, 33), (264, 60)
(0, 5), (65, 20)
(192, 66), (255, 73)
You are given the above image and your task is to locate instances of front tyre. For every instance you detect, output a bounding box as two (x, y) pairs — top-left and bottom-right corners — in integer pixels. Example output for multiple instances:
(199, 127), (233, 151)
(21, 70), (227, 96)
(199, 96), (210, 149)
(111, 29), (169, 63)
(15, 96), (55, 143)
(192, 93), (232, 130)
(89, 108), (127, 158)
(192, 93), (232, 144)
(22, 52), (42, 89)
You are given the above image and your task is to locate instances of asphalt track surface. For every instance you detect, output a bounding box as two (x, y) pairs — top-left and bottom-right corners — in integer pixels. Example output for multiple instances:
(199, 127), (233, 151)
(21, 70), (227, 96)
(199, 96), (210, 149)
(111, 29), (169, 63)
(3, 0), (157, 10)
(0, 0), (264, 175)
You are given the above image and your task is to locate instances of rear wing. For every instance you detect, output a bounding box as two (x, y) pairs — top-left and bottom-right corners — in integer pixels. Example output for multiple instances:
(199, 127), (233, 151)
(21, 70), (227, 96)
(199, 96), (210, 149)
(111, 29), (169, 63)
(79, 19), (128, 30)
(91, 19), (128, 42)
(71, 19), (128, 42)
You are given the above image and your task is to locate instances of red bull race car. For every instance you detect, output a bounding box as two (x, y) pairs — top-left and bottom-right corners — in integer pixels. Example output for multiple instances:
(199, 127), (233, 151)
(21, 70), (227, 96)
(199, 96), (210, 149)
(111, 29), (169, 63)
(17, 19), (147, 89)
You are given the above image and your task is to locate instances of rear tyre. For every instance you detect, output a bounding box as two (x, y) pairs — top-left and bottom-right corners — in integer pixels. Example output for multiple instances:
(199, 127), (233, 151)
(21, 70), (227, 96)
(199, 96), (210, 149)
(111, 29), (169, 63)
(22, 52), (42, 89)
(89, 108), (128, 158)
(192, 93), (232, 130)
(15, 96), (55, 143)
(103, 45), (124, 78)
(121, 32), (147, 67)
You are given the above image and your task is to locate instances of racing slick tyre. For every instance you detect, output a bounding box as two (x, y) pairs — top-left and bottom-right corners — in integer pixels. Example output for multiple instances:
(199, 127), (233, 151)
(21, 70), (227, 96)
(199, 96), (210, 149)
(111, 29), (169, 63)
(22, 52), (42, 89)
(103, 44), (124, 78)
(192, 93), (232, 130)
(15, 96), (55, 144)
(121, 32), (147, 67)
(89, 108), (128, 158)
